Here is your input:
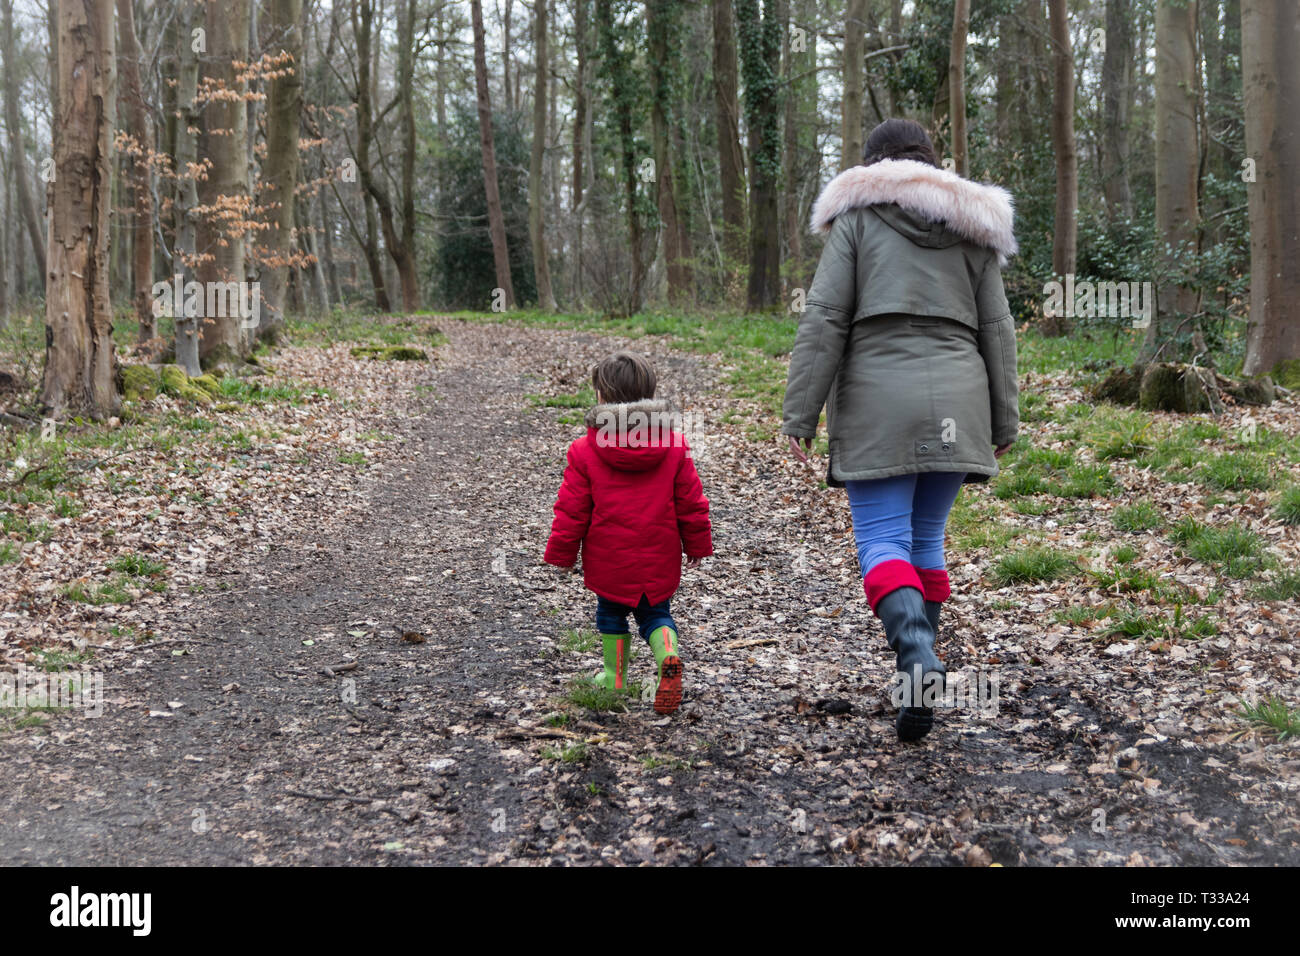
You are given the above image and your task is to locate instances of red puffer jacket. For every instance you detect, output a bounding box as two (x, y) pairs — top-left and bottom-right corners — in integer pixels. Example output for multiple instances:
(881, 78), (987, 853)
(544, 400), (713, 606)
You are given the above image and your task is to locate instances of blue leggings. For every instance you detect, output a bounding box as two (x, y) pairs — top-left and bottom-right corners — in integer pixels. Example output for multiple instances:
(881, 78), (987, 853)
(845, 472), (965, 574)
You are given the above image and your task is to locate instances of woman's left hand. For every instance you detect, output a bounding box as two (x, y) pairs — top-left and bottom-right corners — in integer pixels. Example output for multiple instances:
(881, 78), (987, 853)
(787, 435), (814, 462)
(994, 442), (1014, 458)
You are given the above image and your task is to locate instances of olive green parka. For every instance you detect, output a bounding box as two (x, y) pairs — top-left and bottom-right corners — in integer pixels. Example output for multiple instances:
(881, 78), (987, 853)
(782, 158), (1020, 485)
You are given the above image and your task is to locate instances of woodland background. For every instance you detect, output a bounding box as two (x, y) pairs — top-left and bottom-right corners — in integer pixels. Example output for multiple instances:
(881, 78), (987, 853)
(0, 0), (1294, 418)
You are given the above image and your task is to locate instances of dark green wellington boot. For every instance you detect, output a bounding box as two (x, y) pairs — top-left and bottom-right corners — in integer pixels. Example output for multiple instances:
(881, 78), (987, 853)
(924, 601), (942, 638)
(646, 626), (683, 715)
(875, 587), (946, 742)
(590, 633), (632, 691)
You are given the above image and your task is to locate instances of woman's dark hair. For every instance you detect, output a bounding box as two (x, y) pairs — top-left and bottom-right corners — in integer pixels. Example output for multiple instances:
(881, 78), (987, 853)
(592, 350), (657, 404)
(862, 119), (940, 168)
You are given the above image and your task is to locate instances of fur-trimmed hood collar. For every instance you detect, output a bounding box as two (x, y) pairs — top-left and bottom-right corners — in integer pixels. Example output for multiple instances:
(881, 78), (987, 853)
(809, 159), (1017, 263)
(584, 398), (682, 472)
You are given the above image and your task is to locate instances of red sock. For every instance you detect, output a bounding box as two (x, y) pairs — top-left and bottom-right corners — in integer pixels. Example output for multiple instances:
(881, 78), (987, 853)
(914, 566), (951, 603)
(862, 559), (924, 614)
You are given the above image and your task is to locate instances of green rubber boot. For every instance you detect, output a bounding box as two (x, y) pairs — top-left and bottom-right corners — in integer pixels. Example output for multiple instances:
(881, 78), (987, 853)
(646, 626), (683, 715)
(590, 633), (632, 691)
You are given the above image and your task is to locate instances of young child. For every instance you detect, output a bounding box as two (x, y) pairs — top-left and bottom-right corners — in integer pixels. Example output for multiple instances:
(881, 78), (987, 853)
(544, 350), (713, 715)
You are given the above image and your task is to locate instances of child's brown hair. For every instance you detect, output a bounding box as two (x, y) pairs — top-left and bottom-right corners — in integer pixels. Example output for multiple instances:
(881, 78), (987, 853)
(592, 350), (657, 404)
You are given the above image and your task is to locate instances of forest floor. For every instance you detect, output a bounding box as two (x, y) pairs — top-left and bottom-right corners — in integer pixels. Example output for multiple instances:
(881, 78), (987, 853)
(0, 314), (1298, 865)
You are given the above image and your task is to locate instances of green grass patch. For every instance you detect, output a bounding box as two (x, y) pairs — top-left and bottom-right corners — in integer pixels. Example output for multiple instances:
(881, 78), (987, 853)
(1196, 452), (1273, 492)
(565, 680), (632, 713)
(540, 741), (591, 764)
(1104, 604), (1218, 641)
(1052, 462), (1118, 499)
(1169, 518), (1266, 578)
(1053, 603), (1116, 626)
(1086, 409), (1156, 460)
(1236, 697), (1300, 742)
(1254, 570), (1300, 602)
(1112, 500), (1163, 533)
(992, 545), (1077, 585)
(559, 628), (599, 653)
(1273, 485), (1300, 525)
(528, 384), (596, 409)
(32, 647), (95, 672)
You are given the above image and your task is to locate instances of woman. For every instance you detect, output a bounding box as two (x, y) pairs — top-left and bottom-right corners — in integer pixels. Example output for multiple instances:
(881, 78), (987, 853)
(782, 119), (1019, 743)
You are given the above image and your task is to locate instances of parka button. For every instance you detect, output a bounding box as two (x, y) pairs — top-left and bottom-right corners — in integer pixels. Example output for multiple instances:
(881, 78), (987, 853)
(942, 443), (951, 452)
(919, 444), (929, 452)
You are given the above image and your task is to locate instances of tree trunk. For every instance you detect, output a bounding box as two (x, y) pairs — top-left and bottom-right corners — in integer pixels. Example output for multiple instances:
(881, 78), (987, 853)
(529, 0), (556, 309)
(116, 0), (155, 341)
(949, 0), (970, 176)
(1100, 0), (1134, 221)
(2, 0), (46, 281)
(1240, 0), (1300, 378)
(711, 0), (745, 271)
(353, 0), (420, 313)
(1142, 0), (1202, 364)
(781, 0), (805, 278)
(197, 0), (252, 369)
(1047, 0), (1077, 290)
(42, 0), (118, 419)
(472, 0), (516, 308)
(571, 0), (590, 305)
(258, 0), (303, 338)
(647, 0), (689, 305)
(737, 0), (781, 311)
(174, 0), (202, 376)
(841, 0), (867, 171)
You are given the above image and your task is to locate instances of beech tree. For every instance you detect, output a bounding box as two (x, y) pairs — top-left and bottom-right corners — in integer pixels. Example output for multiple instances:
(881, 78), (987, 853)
(1047, 0), (1077, 288)
(196, 0), (253, 369)
(472, 0), (515, 309)
(711, 0), (745, 270)
(42, 0), (117, 419)
(259, 0), (305, 338)
(1142, 0), (1202, 364)
(1240, 0), (1300, 379)
(737, 0), (781, 310)
(948, 0), (970, 176)
(529, 0), (556, 310)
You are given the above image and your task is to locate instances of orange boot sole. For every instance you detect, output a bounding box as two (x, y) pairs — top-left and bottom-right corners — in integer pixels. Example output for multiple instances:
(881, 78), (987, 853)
(654, 656), (683, 714)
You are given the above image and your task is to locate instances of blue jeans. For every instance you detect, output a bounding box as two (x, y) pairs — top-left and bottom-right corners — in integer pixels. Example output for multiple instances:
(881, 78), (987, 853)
(596, 594), (676, 640)
(845, 472), (965, 574)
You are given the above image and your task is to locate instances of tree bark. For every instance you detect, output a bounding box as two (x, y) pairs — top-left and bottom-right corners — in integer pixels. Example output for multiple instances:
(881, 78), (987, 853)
(949, 0), (970, 176)
(841, 0), (866, 171)
(647, 0), (689, 304)
(353, 0), (420, 313)
(1142, 0), (1202, 364)
(2, 0), (46, 281)
(1240, 0), (1300, 377)
(258, 0), (303, 338)
(529, 0), (556, 309)
(737, 0), (781, 311)
(472, 0), (516, 308)
(42, 0), (118, 419)
(1100, 0), (1134, 221)
(173, 0), (202, 375)
(197, 0), (252, 368)
(1047, 0), (1077, 306)
(116, 0), (155, 341)
(711, 0), (745, 271)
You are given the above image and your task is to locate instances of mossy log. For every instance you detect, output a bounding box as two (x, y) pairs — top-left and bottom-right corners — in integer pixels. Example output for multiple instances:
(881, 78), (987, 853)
(350, 345), (429, 361)
(1092, 362), (1274, 412)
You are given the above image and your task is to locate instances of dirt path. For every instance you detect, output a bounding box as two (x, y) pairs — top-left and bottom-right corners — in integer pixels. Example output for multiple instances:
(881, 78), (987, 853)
(1, 320), (1295, 865)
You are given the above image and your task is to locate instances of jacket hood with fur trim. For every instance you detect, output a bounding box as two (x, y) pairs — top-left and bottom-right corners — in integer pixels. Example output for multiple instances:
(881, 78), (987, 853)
(583, 398), (682, 473)
(809, 159), (1018, 264)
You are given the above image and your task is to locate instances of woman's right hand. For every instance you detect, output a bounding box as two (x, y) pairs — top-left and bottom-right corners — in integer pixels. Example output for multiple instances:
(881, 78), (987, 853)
(787, 435), (814, 462)
(994, 442), (1014, 458)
